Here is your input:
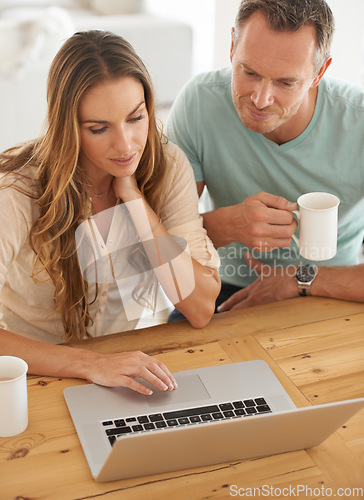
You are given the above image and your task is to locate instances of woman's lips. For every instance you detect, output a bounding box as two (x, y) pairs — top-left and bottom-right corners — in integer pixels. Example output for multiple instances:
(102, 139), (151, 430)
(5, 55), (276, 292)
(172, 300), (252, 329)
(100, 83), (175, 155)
(110, 153), (136, 167)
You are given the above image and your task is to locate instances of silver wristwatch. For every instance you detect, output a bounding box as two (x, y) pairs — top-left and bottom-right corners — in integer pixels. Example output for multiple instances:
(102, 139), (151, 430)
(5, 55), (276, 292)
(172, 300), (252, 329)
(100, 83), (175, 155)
(295, 264), (317, 296)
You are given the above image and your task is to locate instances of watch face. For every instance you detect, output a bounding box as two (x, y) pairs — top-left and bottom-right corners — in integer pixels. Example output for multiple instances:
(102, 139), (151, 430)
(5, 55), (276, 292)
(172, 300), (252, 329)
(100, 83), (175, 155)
(296, 264), (316, 283)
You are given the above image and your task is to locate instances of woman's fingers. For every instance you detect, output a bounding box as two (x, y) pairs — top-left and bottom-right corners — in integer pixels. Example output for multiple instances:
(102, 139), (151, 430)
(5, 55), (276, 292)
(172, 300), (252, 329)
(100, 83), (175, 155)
(140, 358), (178, 392)
(89, 350), (178, 394)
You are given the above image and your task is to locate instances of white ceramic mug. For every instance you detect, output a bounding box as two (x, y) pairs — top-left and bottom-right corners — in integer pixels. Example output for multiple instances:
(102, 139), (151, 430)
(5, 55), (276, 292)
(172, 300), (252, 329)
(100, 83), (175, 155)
(292, 192), (340, 261)
(0, 356), (28, 437)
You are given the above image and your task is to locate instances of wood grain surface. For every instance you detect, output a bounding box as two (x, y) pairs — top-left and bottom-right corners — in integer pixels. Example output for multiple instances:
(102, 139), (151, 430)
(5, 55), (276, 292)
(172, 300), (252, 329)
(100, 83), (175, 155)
(1, 297), (363, 499)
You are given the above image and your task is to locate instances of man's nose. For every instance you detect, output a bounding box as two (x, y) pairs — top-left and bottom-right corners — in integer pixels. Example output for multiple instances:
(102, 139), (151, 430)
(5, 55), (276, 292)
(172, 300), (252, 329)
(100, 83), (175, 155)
(251, 81), (274, 109)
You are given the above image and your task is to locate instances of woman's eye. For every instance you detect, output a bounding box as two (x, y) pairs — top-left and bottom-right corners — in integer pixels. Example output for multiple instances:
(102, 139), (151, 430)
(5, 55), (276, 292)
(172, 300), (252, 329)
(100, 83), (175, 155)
(90, 127), (106, 135)
(129, 114), (144, 123)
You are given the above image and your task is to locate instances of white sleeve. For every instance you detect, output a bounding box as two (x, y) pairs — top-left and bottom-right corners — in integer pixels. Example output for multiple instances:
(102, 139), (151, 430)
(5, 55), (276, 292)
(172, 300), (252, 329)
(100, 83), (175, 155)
(0, 181), (36, 329)
(160, 142), (220, 270)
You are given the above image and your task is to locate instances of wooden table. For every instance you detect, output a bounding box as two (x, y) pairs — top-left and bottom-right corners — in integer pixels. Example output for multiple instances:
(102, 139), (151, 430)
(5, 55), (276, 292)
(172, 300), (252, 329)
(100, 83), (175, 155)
(1, 297), (364, 499)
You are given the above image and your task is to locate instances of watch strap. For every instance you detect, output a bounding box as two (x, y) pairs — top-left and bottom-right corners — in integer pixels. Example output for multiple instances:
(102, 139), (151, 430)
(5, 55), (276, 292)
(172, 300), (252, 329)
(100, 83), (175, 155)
(295, 264), (317, 297)
(297, 282), (311, 296)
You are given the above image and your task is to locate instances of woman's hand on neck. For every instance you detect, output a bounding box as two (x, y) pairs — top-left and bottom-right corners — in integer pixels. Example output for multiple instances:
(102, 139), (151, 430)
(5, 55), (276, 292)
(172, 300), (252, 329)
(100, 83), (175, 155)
(113, 175), (143, 203)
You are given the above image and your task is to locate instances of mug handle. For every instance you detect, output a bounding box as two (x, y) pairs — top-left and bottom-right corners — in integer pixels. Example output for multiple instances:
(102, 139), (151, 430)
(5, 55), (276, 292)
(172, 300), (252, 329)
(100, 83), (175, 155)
(292, 210), (300, 247)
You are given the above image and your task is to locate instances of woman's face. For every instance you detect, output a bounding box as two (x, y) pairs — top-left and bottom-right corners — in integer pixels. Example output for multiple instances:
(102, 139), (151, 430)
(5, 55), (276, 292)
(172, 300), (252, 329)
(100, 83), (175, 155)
(78, 76), (149, 184)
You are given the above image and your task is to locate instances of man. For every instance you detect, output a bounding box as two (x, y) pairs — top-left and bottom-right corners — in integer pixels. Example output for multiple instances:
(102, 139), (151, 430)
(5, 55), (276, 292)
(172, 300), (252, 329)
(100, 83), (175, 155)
(166, 0), (364, 313)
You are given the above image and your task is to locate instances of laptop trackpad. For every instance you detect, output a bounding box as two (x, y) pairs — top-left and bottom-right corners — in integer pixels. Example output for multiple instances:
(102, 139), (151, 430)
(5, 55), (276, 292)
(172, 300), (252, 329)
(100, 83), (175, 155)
(145, 373), (211, 408)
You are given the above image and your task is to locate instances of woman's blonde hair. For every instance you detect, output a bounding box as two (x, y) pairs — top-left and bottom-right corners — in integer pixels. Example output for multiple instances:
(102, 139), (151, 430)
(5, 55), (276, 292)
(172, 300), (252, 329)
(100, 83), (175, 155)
(0, 30), (169, 340)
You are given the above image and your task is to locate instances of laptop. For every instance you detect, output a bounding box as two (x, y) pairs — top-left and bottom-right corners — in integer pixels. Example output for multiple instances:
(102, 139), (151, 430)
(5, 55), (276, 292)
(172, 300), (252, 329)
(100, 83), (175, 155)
(63, 360), (364, 482)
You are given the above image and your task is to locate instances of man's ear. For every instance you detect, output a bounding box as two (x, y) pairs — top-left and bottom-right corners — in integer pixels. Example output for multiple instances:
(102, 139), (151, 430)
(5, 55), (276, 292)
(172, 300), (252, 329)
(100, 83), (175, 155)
(230, 27), (235, 62)
(312, 56), (332, 87)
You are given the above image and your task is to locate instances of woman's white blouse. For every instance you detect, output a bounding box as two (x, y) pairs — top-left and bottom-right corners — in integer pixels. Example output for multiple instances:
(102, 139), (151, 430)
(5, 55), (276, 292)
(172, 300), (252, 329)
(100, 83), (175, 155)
(0, 143), (219, 343)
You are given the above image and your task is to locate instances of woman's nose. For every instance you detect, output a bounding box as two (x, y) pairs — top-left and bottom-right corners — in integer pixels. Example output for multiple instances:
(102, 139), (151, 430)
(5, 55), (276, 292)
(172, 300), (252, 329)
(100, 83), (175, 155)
(113, 127), (132, 154)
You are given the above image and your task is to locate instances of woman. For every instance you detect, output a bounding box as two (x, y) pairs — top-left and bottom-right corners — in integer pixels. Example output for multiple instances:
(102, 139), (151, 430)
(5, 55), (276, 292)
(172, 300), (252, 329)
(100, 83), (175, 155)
(0, 30), (220, 395)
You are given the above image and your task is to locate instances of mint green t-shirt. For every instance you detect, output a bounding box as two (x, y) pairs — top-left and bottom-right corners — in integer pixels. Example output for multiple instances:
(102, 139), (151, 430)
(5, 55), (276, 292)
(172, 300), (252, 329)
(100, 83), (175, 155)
(166, 68), (364, 288)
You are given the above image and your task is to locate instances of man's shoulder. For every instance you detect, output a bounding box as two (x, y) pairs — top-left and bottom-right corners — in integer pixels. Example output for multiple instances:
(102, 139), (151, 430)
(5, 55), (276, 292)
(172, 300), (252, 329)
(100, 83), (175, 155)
(321, 75), (364, 110)
(183, 67), (232, 94)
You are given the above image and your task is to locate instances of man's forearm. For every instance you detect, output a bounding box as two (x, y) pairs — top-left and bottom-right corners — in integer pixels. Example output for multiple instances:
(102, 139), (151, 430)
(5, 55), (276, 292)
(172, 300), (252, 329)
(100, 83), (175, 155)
(202, 207), (236, 249)
(310, 264), (364, 302)
(203, 205), (364, 304)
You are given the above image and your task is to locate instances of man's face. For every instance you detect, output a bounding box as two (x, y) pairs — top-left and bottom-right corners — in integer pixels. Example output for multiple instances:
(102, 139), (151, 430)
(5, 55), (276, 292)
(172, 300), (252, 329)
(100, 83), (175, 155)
(231, 11), (323, 143)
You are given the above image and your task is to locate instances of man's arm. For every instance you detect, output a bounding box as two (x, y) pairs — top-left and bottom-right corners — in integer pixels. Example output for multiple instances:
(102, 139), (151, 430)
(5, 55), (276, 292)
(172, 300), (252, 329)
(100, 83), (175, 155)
(310, 264), (364, 302)
(217, 252), (364, 311)
(197, 181), (364, 308)
(197, 182), (298, 252)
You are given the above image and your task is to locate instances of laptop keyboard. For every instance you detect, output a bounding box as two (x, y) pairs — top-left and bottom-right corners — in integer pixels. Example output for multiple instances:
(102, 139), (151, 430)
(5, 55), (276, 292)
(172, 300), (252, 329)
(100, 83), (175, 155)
(102, 397), (272, 446)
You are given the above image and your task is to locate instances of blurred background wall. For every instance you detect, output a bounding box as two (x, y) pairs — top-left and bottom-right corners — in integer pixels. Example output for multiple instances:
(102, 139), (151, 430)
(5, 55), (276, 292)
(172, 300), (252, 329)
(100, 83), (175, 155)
(0, 0), (363, 151)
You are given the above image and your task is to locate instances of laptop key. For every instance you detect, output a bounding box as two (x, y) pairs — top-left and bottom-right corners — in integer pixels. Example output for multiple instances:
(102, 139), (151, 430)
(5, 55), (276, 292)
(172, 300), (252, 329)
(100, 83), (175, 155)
(223, 410), (235, 418)
(243, 399), (256, 407)
(117, 428), (132, 435)
(178, 418), (190, 425)
(149, 413), (164, 422)
(137, 416), (149, 424)
(114, 419), (126, 427)
(246, 407), (257, 414)
(190, 416), (201, 423)
(106, 426), (132, 436)
(219, 403), (234, 411)
(155, 421), (167, 428)
(102, 420), (113, 426)
(132, 425), (143, 432)
(256, 405), (271, 413)
(234, 408), (246, 416)
(143, 423), (155, 430)
(167, 419), (179, 427)
(163, 404), (220, 420)
(233, 401), (245, 409)
(212, 412), (223, 419)
(201, 414), (213, 421)
(126, 417), (137, 423)
(255, 397), (267, 406)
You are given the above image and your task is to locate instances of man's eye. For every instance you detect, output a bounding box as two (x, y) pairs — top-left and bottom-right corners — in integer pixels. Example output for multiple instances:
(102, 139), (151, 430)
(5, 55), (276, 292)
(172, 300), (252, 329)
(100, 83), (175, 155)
(280, 81), (295, 88)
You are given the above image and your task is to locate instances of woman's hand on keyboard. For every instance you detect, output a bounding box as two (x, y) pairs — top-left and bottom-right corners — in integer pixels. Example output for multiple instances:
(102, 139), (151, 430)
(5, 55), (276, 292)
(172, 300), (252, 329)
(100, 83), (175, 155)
(82, 350), (178, 395)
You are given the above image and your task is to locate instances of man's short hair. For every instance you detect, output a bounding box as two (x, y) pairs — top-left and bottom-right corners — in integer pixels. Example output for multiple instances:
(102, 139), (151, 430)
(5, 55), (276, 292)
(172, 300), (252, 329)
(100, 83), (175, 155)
(234, 0), (335, 72)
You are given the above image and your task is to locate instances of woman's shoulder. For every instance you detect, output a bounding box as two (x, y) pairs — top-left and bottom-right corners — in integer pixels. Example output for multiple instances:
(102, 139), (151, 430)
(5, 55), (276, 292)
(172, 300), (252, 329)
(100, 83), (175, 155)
(163, 140), (192, 174)
(0, 161), (38, 187)
(0, 165), (39, 214)
(161, 141), (197, 205)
